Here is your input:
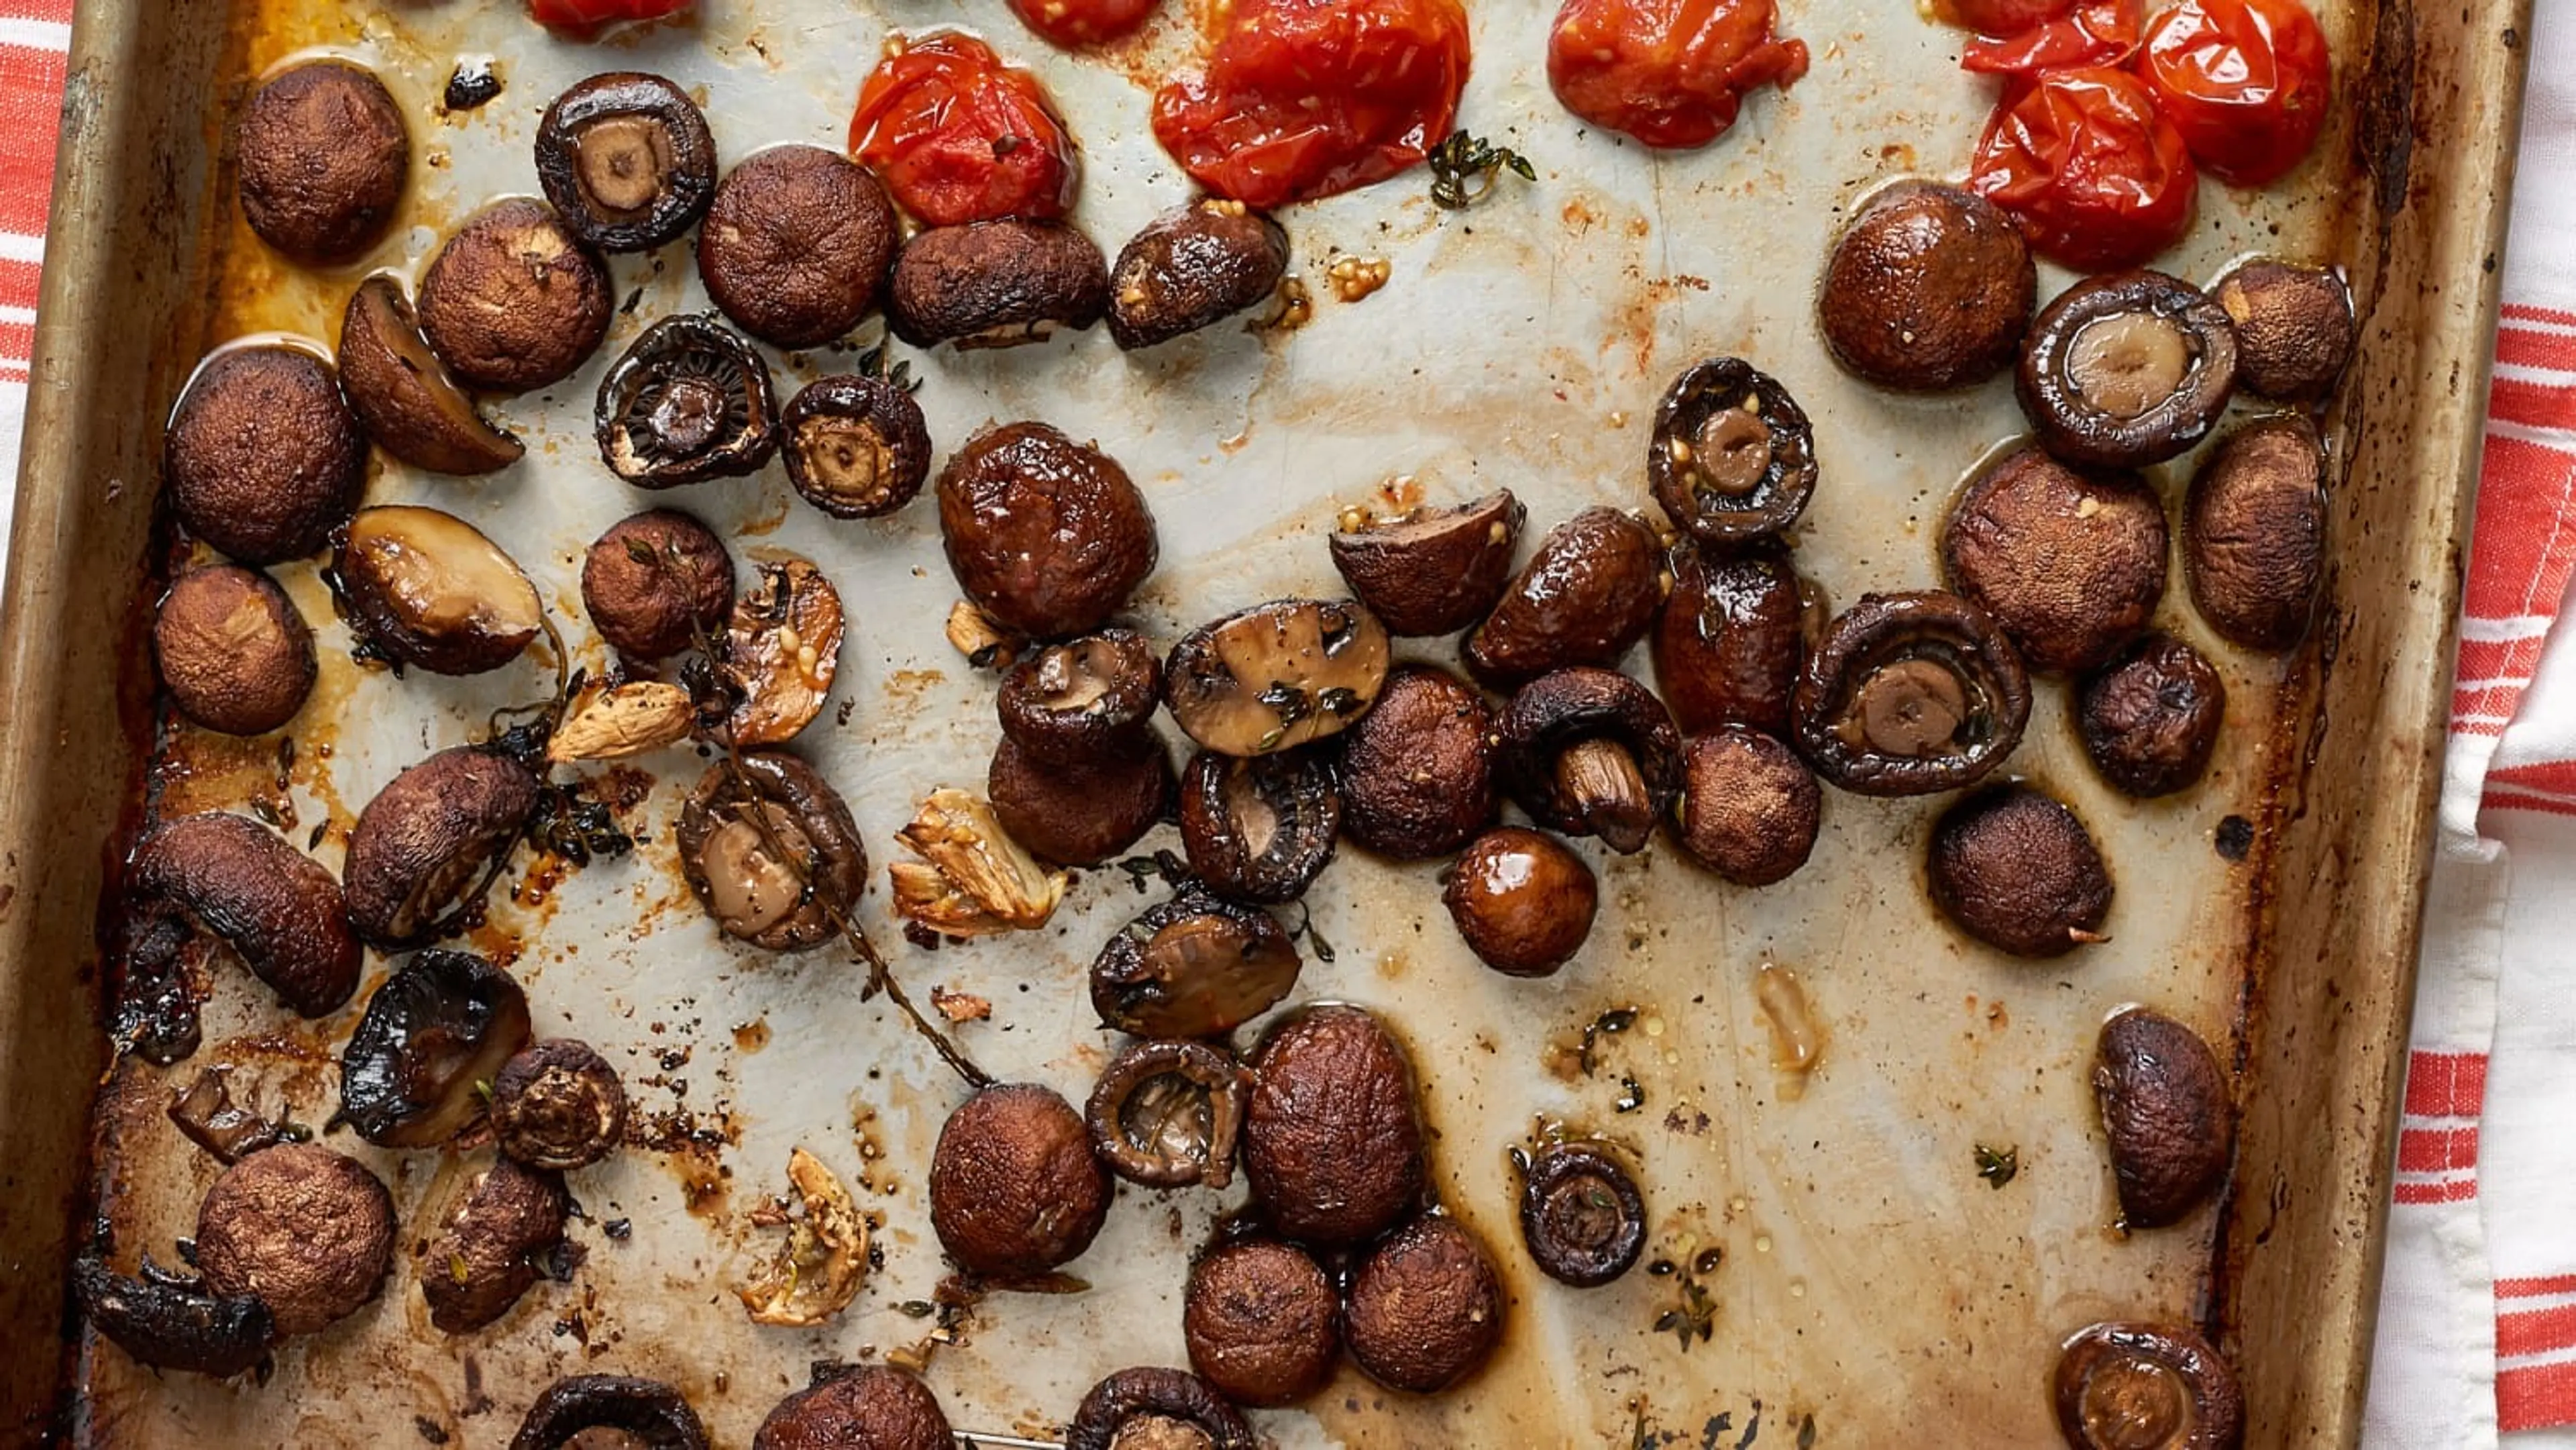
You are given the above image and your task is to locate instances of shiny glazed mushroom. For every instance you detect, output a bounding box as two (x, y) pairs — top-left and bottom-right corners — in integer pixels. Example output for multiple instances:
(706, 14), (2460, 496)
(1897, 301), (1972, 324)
(1444, 826), (1599, 978)
(115, 811), (362, 1040)
(1926, 784), (2113, 958)
(336, 949), (532, 1147)
(152, 564), (316, 736)
(1090, 891), (1303, 1039)
(535, 72), (718, 252)
(1464, 506), (1664, 688)
(1648, 358), (1819, 543)
(1652, 541), (1811, 736)
(334, 505), (545, 676)
(928, 1082), (1112, 1278)
(718, 555), (846, 747)
(594, 315), (780, 486)
(1519, 1141), (1647, 1287)
(2053, 1321), (2245, 1450)
(1110, 200), (1291, 350)
(72, 1255), (276, 1378)
(998, 629), (1163, 764)
(1165, 598), (1391, 756)
(2017, 270), (2239, 469)
(342, 745), (541, 946)
(677, 752), (866, 951)
(510, 1375), (710, 1450)
(1328, 488), (1525, 637)
(1790, 590), (2033, 796)
(1085, 1038), (1252, 1189)
(164, 344), (366, 565)
(2095, 1007), (2234, 1229)
(938, 421), (1159, 639)
(1177, 746), (1344, 903)
(419, 1155), (569, 1333)
(1499, 667), (1684, 855)
(889, 219), (1112, 349)
(1818, 180), (2036, 392)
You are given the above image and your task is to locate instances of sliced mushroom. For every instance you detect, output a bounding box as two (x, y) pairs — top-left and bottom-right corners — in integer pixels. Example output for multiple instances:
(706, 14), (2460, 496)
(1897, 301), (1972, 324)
(535, 72), (718, 252)
(929, 1082), (1111, 1278)
(888, 788), (1067, 937)
(677, 752), (866, 951)
(781, 372), (933, 519)
(1328, 488), (1525, 637)
(1818, 180), (2036, 392)
(417, 198), (613, 395)
(1499, 668), (1684, 855)
(153, 564), (317, 736)
(1085, 1038), (1252, 1188)
(755, 1365), (953, 1450)
(1339, 664), (1498, 861)
(511, 1376), (710, 1450)
(1178, 747), (1342, 904)
(1065, 1367), (1256, 1450)
(337, 949), (533, 1148)
(1344, 1215), (1506, 1394)
(1464, 507), (1664, 688)
(1671, 727), (1822, 887)
(2017, 271), (2239, 469)
(1090, 891), (1302, 1039)
(2095, 1007), (2234, 1229)
(998, 629), (1163, 764)
(116, 811), (362, 1045)
(335, 505), (545, 676)
(1519, 1141), (1646, 1287)
(595, 315), (779, 487)
(1165, 598), (1391, 756)
(343, 745), (542, 947)
(337, 275), (525, 475)
(989, 731), (1173, 867)
(2214, 258), (2354, 404)
(698, 145), (900, 350)
(888, 219), (1112, 350)
(1648, 358), (1819, 543)
(1183, 1239), (1339, 1408)
(582, 509), (735, 663)
(1243, 1004), (1426, 1247)
(420, 1155), (570, 1333)
(73, 1255), (276, 1378)
(1942, 446), (2167, 675)
(164, 344), (366, 565)
(1927, 784), (2113, 958)
(1790, 590), (2032, 796)
(492, 1039), (630, 1172)
(2184, 416), (2328, 652)
(720, 555), (844, 747)
(938, 421), (1159, 639)
(1109, 199), (1291, 350)
(1443, 826), (1598, 978)
(739, 1147), (868, 1327)
(235, 60), (408, 266)
(2053, 1322), (2245, 1450)
(1652, 541), (1811, 736)
(166, 1065), (301, 1164)
(195, 1143), (395, 1338)
(2079, 634), (2226, 798)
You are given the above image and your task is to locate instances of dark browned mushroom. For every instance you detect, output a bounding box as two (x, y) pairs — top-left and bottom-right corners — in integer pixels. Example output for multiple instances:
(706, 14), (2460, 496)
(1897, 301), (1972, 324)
(1464, 507), (1664, 688)
(676, 752), (866, 951)
(1183, 1239), (1339, 1407)
(2018, 271), (2239, 469)
(928, 1082), (1111, 1278)
(419, 1155), (569, 1333)
(1329, 488), (1524, 637)
(343, 745), (542, 947)
(164, 344), (366, 565)
(1648, 358), (1819, 543)
(535, 72), (717, 252)
(154, 564), (315, 736)
(889, 219), (1112, 349)
(491, 1039), (629, 1172)
(511, 1376), (710, 1450)
(117, 811), (362, 1037)
(1790, 590), (2033, 796)
(2214, 258), (2354, 404)
(1091, 891), (1303, 1039)
(2184, 416), (2327, 652)
(1065, 1367), (1256, 1450)
(1339, 664), (1498, 860)
(2079, 634), (2226, 798)
(582, 509), (735, 662)
(698, 145), (900, 349)
(1499, 667), (1684, 855)
(1085, 1038), (1252, 1189)
(1345, 1214), (1506, 1394)
(938, 421), (1159, 639)
(1942, 446), (2167, 674)
(1818, 180), (2036, 392)
(1110, 199), (1291, 350)
(1242, 1004), (1426, 1245)
(417, 199), (613, 394)
(1519, 1141), (1646, 1287)
(1443, 826), (1598, 978)
(2053, 1321), (2245, 1450)
(1926, 784), (2112, 958)
(337, 275), (524, 475)
(1178, 747), (1343, 903)
(337, 949), (531, 1148)
(165, 1065), (300, 1164)
(235, 60), (408, 266)
(335, 505), (545, 676)
(998, 629), (1163, 764)
(594, 315), (778, 486)
(989, 732), (1173, 867)
(1652, 541), (1810, 737)
(1670, 727), (1822, 887)
(781, 372), (933, 519)
(72, 1255), (276, 1378)
(1165, 598), (1391, 756)
(2095, 1006), (2233, 1229)
(195, 1143), (395, 1338)
(755, 1365), (952, 1450)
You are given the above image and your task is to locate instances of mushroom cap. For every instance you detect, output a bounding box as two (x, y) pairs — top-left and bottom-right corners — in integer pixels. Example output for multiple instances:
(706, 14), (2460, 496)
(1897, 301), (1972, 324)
(676, 752), (867, 953)
(1328, 488), (1524, 638)
(1443, 826), (1599, 978)
(1464, 507), (1664, 688)
(1519, 1141), (1648, 1287)
(1652, 540), (1809, 737)
(510, 1375), (710, 1450)
(72, 1255), (276, 1378)
(1242, 1004), (1427, 1246)
(125, 810), (360, 1019)
(2016, 270), (2239, 470)
(417, 198), (613, 394)
(1084, 1037), (1252, 1189)
(343, 746), (543, 947)
(2078, 633), (2226, 798)
(1338, 664), (1499, 861)
(1177, 746), (1344, 904)
(1942, 446), (2167, 675)
(335, 505), (545, 676)
(1065, 1367), (1257, 1450)
(1183, 1239), (1340, 1406)
(594, 313), (780, 487)
(1109, 200), (1291, 350)
(336, 949), (533, 1148)
(535, 71), (718, 253)
(996, 628), (1163, 766)
(1344, 1215), (1507, 1394)
(1164, 597), (1391, 757)
(889, 218), (1111, 350)
(1925, 784), (2113, 958)
(2053, 1321), (2246, 1450)
(1647, 357), (1820, 543)
(2215, 258), (2354, 403)
(780, 372), (934, 520)
(1670, 727), (1823, 887)
(419, 1155), (570, 1333)
(1497, 666), (1685, 845)
(1791, 590), (2033, 796)
(337, 274), (524, 476)
(164, 344), (366, 565)
(2094, 1007), (2234, 1228)
(2184, 415), (2327, 652)
(195, 1143), (395, 1337)
(988, 731), (1172, 868)
(1089, 890), (1303, 1040)
(928, 1082), (1111, 1277)
(699, 145), (899, 349)
(152, 564), (317, 736)
(937, 421), (1158, 639)
(581, 509), (735, 662)
(492, 1038), (630, 1172)
(1819, 180), (2035, 392)
(754, 1365), (953, 1450)
(235, 60), (409, 266)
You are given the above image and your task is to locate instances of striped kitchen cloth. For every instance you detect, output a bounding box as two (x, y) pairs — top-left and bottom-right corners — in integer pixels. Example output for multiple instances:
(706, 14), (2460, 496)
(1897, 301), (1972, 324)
(0, 0), (66, 558)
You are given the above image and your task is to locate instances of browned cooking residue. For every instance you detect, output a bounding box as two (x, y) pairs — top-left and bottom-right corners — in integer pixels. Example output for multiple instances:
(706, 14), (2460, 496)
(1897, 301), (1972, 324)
(731, 1018), (771, 1053)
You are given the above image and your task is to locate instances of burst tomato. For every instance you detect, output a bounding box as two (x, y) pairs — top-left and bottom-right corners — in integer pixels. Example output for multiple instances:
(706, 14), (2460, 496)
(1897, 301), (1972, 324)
(1968, 67), (2197, 270)
(1961, 0), (2141, 75)
(2135, 0), (2330, 187)
(527, 0), (692, 34)
(1546, 0), (1811, 150)
(1947, 0), (2076, 37)
(1150, 0), (1471, 210)
(850, 33), (1079, 227)
(1010, 0), (1163, 48)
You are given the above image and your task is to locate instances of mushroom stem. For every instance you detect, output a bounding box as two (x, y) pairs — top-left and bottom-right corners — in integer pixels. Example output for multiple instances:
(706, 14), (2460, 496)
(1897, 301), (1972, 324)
(1554, 738), (1655, 854)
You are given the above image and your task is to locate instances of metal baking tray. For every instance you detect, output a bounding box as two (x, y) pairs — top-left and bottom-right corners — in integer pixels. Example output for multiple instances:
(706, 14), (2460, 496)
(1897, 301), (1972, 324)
(0, 0), (2530, 1443)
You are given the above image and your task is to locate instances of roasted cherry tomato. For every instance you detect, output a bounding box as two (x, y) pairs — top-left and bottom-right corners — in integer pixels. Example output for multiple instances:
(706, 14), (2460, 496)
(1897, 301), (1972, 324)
(1968, 67), (2196, 270)
(1945, 0), (2076, 37)
(850, 32), (1079, 226)
(1150, 0), (1472, 210)
(1962, 0), (2141, 74)
(1547, 0), (1811, 150)
(1010, 0), (1163, 47)
(527, 0), (692, 33)
(2135, 0), (2330, 187)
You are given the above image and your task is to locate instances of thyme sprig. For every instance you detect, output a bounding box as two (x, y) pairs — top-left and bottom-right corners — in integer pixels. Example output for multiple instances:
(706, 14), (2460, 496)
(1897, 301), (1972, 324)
(1428, 128), (1537, 210)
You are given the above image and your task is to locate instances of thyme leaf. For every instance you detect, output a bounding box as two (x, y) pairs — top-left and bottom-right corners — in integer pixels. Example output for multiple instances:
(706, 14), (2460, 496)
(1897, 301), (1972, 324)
(1974, 1143), (2019, 1189)
(1428, 128), (1537, 210)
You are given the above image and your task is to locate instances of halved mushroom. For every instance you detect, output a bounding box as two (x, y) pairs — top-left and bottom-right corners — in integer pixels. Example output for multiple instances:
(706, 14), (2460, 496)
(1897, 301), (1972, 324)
(2214, 258), (2354, 404)
(781, 372), (933, 519)
(998, 629), (1163, 765)
(1942, 446), (2167, 675)
(195, 1143), (395, 1338)
(1066, 1367), (1257, 1450)
(698, 145), (900, 350)
(1927, 784), (2113, 958)
(888, 219), (1111, 350)
(234, 60), (408, 266)
(343, 745), (543, 947)
(1444, 826), (1598, 978)
(535, 72), (718, 252)
(1178, 747), (1342, 904)
(938, 421), (1159, 639)
(2017, 271), (2239, 469)
(719, 555), (843, 747)
(1109, 199), (1291, 350)
(2184, 416), (2328, 652)
(335, 505), (545, 676)
(1671, 727), (1822, 887)
(511, 1376), (710, 1450)
(116, 811), (362, 1045)
(1165, 599), (1391, 757)
(1499, 668), (1684, 856)
(73, 1255), (276, 1378)
(420, 1155), (570, 1333)
(338, 276), (525, 475)
(164, 344), (366, 565)
(1790, 590), (2032, 796)
(1652, 541), (1811, 736)
(337, 949), (532, 1148)
(1090, 891), (1302, 1039)
(989, 732), (1173, 868)
(2053, 1322), (2245, 1450)
(1085, 1038), (1252, 1189)
(2079, 634), (2226, 798)
(582, 509), (735, 663)
(417, 198), (613, 395)
(739, 1147), (868, 1327)
(1519, 1141), (1646, 1287)
(1339, 664), (1499, 861)
(1818, 180), (2035, 393)
(929, 1082), (1111, 1278)
(492, 1039), (629, 1172)
(2095, 1007), (2234, 1229)
(678, 752), (866, 951)
(154, 564), (317, 736)
(1328, 488), (1525, 638)
(889, 788), (1067, 937)
(1648, 358), (1819, 543)
(1464, 507), (1664, 688)
(595, 315), (778, 487)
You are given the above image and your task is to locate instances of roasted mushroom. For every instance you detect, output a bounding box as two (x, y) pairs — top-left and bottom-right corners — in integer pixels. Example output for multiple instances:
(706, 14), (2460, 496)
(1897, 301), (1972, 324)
(335, 505), (545, 676)
(2017, 271), (2239, 469)
(1464, 507), (1664, 688)
(73, 1255), (276, 1378)
(889, 219), (1112, 349)
(511, 1376), (710, 1450)
(2095, 1007), (2234, 1229)
(698, 145), (900, 349)
(1790, 590), (2033, 796)
(1648, 358), (1819, 543)
(781, 372), (933, 519)
(195, 1143), (395, 1337)
(677, 752), (866, 951)
(1519, 1141), (1646, 1287)
(989, 732), (1173, 867)
(1085, 1038), (1252, 1189)
(166, 1066), (301, 1165)
(595, 315), (779, 486)
(582, 509), (735, 662)
(235, 60), (408, 266)
(1926, 784), (2112, 958)
(420, 1155), (570, 1333)
(1339, 665), (1498, 860)
(2184, 416), (2328, 652)
(337, 949), (532, 1148)
(117, 811), (362, 1033)
(1328, 488), (1525, 637)
(1178, 747), (1343, 904)
(1183, 1239), (1340, 1407)
(1942, 446), (2167, 674)
(1091, 891), (1303, 1039)
(998, 629), (1163, 764)
(153, 564), (316, 735)
(1345, 1215), (1506, 1394)
(928, 1082), (1112, 1278)
(1652, 541), (1810, 737)
(719, 555), (845, 746)
(337, 275), (525, 475)
(1671, 727), (1822, 887)
(2214, 258), (2355, 403)
(1165, 598), (1391, 756)
(491, 1039), (630, 1172)
(1109, 199), (1291, 350)
(2053, 1322), (2245, 1450)
(1243, 1004), (1427, 1246)
(535, 72), (718, 252)
(417, 199), (613, 394)
(1818, 180), (2036, 392)
(1065, 1367), (1257, 1450)
(343, 745), (542, 947)
(755, 1365), (953, 1450)
(1444, 826), (1599, 978)
(2079, 634), (2226, 798)
(1499, 668), (1684, 855)
(938, 421), (1159, 639)
(164, 344), (366, 565)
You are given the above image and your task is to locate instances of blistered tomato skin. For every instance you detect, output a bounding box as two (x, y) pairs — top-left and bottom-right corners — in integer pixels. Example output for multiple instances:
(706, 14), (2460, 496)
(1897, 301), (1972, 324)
(1969, 68), (2196, 271)
(1150, 0), (1472, 210)
(1945, 0), (2075, 40)
(1547, 0), (1811, 150)
(1012, 0), (1163, 47)
(1961, 0), (2142, 74)
(527, 0), (692, 34)
(2137, 0), (2332, 187)
(851, 33), (1079, 227)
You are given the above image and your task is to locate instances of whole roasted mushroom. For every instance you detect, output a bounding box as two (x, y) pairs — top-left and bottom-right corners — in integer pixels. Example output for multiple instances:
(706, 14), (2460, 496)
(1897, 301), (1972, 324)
(336, 949), (532, 1147)
(164, 344), (366, 565)
(1443, 826), (1599, 978)
(938, 421), (1159, 639)
(117, 811), (362, 1033)
(195, 1143), (395, 1337)
(928, 1082), (1112, 1278)
(2053, 1321), (2245, 1450)
(1817, 180), (2035, 392)
(337, 275), (525, 475)
(419, 1155), (570, 1333)
(1464, 507), (1664, 687)
(1183, 1239), (1340, 1406)
(1519, 1141), (1646, 1287)
(343, 746), (541, 946)
(1329, 488), (1524, 637)
(2214, 258), (2355, 403)
(2017, 271), (2239, 469)
(335, 505), (545, 676)
(889, 219), (1111, 349)
(698, 145), (900, 349)
(755, 1365), (953, 1450)
(1085, 1037), (1252, 1189)
(1091, 890), (1303, 1039)
(72, 1255), (276, 1378)
(2095, 1007), (2234, 1229)
(780, 372), (933, 519)
(989, 732), (1172, 867)
(2184, 416), (2328, 652)
(998, 629), (1163, 764)
(234, 60), (409, 266)
(491, 1038), (630, 1172)
(1942, 446), (2167, 674)
(1670, 727), (1822, 887)
(581, 509), (735, 662)
(1243, 1004), (1427, 1246)
(1178, 747), (1343, 903)
(1499, 668), (1684, 855)
(594, 314), (779, 486)
(1927, 784), (2112, 958)
(153, 564), (316, 735)
(1339, 664), (1498, 860)
(1165, 598), (1391, 756)
(535, 72), (718, 252)
(676, 752), (866, 951)
(1109, 199), (1291, 350)
(511, 1376), (710, 1450)
(1648, 358), (1819, 543)
(1345, 1214), (1506, 1394)
(1652, 541), (1810, 736)
(1065, 1367), (1256, 1450)
(1790, 590), (2032, 796)
(2079, 634), (2226, 798)
(416, 198), (613, 394)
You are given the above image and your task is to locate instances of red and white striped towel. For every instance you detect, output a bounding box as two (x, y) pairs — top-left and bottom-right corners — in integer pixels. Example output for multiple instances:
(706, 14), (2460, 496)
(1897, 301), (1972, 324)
(0, 0), (68, 559)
